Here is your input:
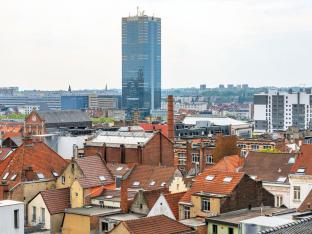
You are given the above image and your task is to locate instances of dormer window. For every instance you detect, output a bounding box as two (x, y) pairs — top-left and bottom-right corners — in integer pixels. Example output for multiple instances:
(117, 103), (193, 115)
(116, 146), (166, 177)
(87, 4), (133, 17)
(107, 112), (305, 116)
(2, 172), (9, 180)
(161, 182), (166, 187)
(99, 176), (106, 181)
(223, 176), (233, 183)
(205, 175), (215, 181)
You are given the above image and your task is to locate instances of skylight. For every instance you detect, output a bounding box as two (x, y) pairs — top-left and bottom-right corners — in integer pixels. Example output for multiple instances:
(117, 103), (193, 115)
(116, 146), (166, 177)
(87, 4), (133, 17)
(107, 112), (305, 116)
(297, 168), (305, 173)
(10, 174), (17, 181)
(52, 171), (59, 177)
(105, 195), (113, 199)
(99, 176), (106, 181)
(133, 181), (140, 186)
(37, 173), (45, 179)
(161, 182), (166, 187)
(116, 167), (123, 171)
(250, 175), (257, 180)
(288, 157), (295, 164)
(2, 172), (9, 180)
(223, 176), (233, 183)
(276, 177), (287, 183)
(149, 180), (156, 186)
(205, 175), (215, 181)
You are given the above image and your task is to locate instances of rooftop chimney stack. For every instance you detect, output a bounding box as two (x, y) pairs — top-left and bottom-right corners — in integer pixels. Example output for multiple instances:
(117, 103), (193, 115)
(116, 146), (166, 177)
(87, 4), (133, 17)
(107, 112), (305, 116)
(120, 178), (129, 213)
(167, 95), (174, 141)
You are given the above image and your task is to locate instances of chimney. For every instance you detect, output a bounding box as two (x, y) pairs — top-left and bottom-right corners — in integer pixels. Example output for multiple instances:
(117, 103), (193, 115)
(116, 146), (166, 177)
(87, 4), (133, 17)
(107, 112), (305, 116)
(0, 181), (9, 200)
(167, 95), (174, 141)
(120, 178), (129, 213)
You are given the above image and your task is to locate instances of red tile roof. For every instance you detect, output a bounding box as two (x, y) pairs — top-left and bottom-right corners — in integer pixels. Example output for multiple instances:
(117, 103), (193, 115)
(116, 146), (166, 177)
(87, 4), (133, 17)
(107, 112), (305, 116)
(164, 192), (186, 219)
(211, 155), (244, 172)
(180, 169), (245, 203)
(143, 189), (169, 209)
(106, 163), (134, 178)
(75, 155), (114, 188)
(120, 215), (194, 234)
(0, 148), (13, 161)
(139, 123), (168, 137)
(291, 144), (312, 175)
(240, 151), (295, 183)
(0, 141), (68, 189)
(127, 165), (179, 190)
(40, 188), (70, 214)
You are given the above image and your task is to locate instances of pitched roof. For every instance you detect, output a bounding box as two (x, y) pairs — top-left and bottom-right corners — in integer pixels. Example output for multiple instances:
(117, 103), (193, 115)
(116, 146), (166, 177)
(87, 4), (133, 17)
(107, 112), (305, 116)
(180, 169), (245, 203)
(139, 123), (168, 137)
(240, 151), (295, 183)
(38, 110), (91, 124)
(127, 165), (179, 190)
(0, 141), (68, 189)
(290, 144), (312, 175)
(258, 216), (312, 234)
(143, 189), (169, 210)
(211, 155), (244, 172)
(0, 148), (13, 161)
(106, 163), (133, 178)
(298, 189), (312, 212)
(75, 155), (114, 188)
(120, 215), (194, 234)
(40, 188), (70, 214)
(164, 192), (186, 219)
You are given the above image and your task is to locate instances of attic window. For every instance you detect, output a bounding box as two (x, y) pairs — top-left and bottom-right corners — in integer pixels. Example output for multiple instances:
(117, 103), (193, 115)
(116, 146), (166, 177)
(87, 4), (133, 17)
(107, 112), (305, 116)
(2, 172), (9, 180)
(276, 177), (287, 183)
(149, 180), (156, 186)
(133, 181), (140, 186)
(52, 171), (59, 177)
(297, 168), (305, 173)
(288, 157), (295, 164)
(99, 176), (106, 181)
(223, 176), (233, 183)
(37, 173), (45, 179)
(205, 175), (215, 181)
(161, 182), (166, 187)
(10, 174), (17, 181)
(116, 167), (123, 171)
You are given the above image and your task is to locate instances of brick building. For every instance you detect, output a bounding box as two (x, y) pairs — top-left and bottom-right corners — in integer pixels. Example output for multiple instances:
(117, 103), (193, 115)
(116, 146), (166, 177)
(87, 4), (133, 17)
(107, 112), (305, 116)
(84, 128), (174, 166)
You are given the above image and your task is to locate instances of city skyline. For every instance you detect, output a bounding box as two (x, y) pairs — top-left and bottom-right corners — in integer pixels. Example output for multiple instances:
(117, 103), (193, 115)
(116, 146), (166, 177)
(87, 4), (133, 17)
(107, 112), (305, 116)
(0, 0), (312, 90)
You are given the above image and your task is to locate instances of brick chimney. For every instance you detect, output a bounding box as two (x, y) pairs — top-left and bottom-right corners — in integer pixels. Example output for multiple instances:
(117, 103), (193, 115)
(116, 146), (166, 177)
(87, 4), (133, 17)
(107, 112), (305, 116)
(0, 181), (9, 200)
(120, 178), (128, 213)
(167, 95), (174, 141)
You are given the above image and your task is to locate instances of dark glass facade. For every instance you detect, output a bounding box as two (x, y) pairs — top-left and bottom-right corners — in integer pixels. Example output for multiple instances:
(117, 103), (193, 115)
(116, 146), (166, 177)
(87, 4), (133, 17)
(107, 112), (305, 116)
(61, 96), (89, 110)
(122, 14), (161, 117)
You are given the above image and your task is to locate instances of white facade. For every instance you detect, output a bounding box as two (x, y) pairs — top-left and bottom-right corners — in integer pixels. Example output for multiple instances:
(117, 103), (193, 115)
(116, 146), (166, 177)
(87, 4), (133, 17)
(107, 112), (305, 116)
(263, 183), (290, 208)
(28, 194), (51, 230)
(18, 105), (40, 115)
(147, 194), (176, 220)
(288, 174), (312, 208)
(0, 200), (24, 234)
(254, 90), (312, 132)
(57, 135), (90, 159)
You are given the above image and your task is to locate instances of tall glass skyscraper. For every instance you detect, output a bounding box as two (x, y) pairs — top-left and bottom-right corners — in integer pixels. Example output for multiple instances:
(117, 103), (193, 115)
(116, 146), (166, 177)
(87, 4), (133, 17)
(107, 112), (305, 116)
(122, 11), (161, 117)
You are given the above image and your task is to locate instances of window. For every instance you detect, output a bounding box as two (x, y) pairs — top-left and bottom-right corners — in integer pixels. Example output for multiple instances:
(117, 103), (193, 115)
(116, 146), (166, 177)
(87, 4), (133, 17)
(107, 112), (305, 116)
(276, 177), (287, 183)
(205, 175), (215, 181)
(10, 174), (17, 181)
(251, 144), (259, 150)
(61, 176), (65, 184)
(52, 171), (58, 177)
(213, 224), (218, 234)
(276, 195), (283, 207)
(183, 206), (190, 219)
(14, 209), (19, 229)
(206, 155), (213, 165)
(116, 167), (123, 171)
(223, 176), (233, 183)
(99, 176), (106, 181)
(41, 208), (45, 224)
(178, 153), (186, 165)
(3, 172), (9, 180)
(228, 227), (234, 234)
(192, 153), (200, 163)
(201, 198), (210, 212)
(294, 186), (301, 201)
(37, 173), (45, 179)
(101, 221), (109, 232)
(149, 180), (156, 186)
(32, 206), (36, 222)
(133, 181), (140, 186)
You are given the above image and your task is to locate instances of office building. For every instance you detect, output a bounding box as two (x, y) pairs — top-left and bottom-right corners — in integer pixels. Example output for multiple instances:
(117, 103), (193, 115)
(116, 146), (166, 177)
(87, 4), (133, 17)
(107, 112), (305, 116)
(122, 10), (161, 117)
(61, 95), (89, 110)
(254, 89), (312, 132)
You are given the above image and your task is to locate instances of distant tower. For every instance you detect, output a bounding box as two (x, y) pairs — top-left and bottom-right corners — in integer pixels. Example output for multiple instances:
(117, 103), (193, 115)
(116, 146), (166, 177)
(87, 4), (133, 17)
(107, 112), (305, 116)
(68, 85), (72, 93)
(105, 84), (108, 91)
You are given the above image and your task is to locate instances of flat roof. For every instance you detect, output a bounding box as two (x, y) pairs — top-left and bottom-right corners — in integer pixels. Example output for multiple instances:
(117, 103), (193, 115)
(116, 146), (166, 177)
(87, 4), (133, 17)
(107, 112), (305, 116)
(103, 213), (144, 221)
(65, 206), (121, 216)
(241, 216), (294, 227)
(0, 200), (24, 207)
(179, 217), (206, 227)
(183, 116), (248, 126)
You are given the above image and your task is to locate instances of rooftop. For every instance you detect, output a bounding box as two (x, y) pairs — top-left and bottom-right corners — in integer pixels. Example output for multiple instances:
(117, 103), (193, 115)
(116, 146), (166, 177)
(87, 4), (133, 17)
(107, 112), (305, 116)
(65, 206), (121, 216)
(0, 200), (24, 207)
(183, 115), (248, 126)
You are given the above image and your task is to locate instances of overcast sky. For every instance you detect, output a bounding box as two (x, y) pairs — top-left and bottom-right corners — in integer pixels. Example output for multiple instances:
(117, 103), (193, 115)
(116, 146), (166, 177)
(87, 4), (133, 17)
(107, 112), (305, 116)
(0, 0), (311, 90)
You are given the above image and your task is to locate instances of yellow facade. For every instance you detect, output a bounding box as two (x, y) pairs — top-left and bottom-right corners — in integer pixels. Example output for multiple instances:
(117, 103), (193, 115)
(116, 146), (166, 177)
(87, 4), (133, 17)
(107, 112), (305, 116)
(169, 177), (188, 194)
(70, 180), (84, 208)
(56, 162), (83, 189)
(108, 223), (130, 234)
(207, 223), (238, 234)
(62, 213), (90, 234)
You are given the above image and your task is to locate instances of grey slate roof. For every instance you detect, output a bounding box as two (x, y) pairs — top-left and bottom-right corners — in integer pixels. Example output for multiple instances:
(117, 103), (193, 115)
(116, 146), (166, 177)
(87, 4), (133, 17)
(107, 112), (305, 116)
(258, 217), (312, 234)
(38, 110), (91, 124)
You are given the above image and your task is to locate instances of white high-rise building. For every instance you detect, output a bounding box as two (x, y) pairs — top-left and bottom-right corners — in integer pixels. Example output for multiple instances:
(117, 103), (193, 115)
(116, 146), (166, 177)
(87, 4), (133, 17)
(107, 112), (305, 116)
(253, 89), (312, 132)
